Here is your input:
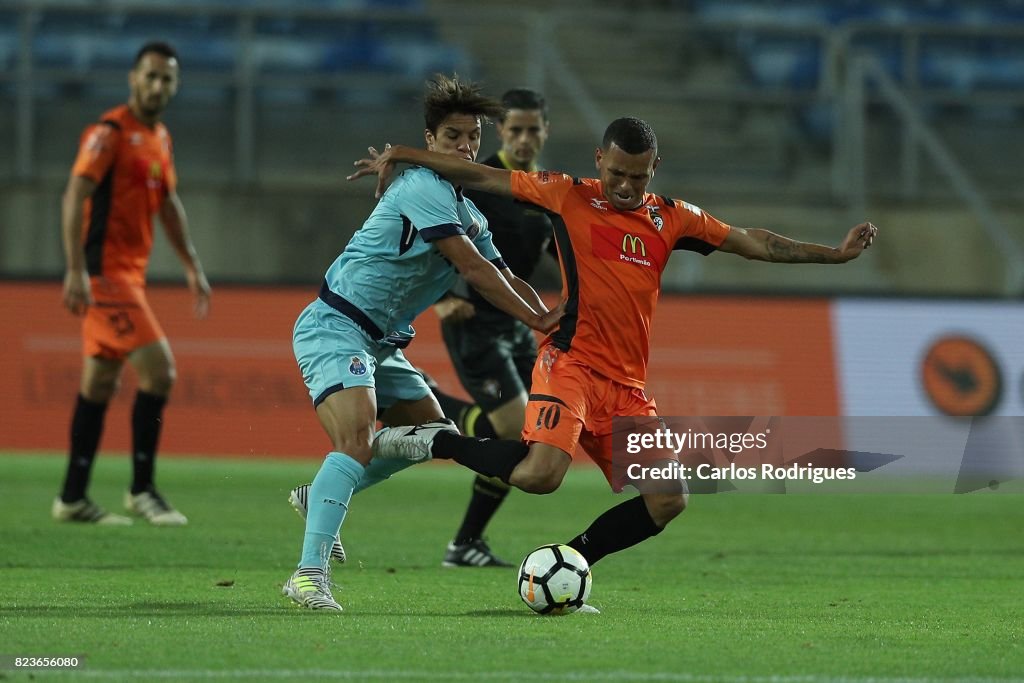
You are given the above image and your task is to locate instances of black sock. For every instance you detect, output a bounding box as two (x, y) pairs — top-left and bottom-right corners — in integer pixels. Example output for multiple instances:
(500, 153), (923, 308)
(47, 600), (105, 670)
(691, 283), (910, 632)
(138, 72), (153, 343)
(60, 395), (109, 502)
(453, 475), (511, 544)
(130, 390), (168, 495)
(567, 496), (663, 566)
(430, 386), (497, 439)
(431, 430), (528, 484)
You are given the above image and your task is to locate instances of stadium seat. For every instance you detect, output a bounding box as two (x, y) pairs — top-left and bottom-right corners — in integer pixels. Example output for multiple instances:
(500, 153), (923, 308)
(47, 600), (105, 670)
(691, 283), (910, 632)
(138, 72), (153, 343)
(919, 39), (1024, 91)
(0, 12), (17, 73)
(741, 36), (822, 89)
(8, 1), (464, 106)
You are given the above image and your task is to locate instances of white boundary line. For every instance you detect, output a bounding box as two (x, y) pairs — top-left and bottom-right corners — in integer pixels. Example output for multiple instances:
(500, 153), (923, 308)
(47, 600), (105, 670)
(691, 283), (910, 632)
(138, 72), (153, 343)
(36, 669), (1020, 682)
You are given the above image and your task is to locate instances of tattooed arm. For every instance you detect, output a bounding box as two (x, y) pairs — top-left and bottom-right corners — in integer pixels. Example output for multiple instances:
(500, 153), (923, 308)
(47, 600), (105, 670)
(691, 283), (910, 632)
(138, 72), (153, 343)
(719, 223), (878, 264)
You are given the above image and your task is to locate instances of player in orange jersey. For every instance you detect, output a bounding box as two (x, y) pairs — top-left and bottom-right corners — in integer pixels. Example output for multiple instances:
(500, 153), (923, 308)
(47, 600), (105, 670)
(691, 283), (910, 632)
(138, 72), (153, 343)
(54, 42), (211, 527)
(353, 117), (876, 608)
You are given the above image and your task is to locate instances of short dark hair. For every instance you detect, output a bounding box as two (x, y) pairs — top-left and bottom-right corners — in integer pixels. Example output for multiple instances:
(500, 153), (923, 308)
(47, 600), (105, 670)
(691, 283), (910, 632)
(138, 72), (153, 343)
(133, 41), (178, 68)
(602, 117), (657, 155)
(500, 88), (548, 122)
(423, 74), (503, 133)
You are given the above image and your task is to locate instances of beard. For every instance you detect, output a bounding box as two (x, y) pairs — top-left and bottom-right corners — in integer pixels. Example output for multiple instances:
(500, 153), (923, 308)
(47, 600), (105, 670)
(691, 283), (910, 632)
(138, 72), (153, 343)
(134, 93), (166, 119)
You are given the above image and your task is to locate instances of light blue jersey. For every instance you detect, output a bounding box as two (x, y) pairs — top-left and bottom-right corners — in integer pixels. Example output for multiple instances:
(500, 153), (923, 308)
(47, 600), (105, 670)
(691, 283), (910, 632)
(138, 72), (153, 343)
(322, 166), (503, 343)
(295, 165), (505, 408)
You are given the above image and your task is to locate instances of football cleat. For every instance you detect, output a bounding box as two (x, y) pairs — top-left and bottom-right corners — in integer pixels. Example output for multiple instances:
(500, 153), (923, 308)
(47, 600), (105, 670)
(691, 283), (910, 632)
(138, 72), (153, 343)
(575, 604), (601, 614)
(282, 569), (342, 612)
(124, 489), (188, 526)
(52, 497), (132, 525)
(288, 484), (346, 564)
(371, 418), (458, 463)
(442, 538), (512, 568)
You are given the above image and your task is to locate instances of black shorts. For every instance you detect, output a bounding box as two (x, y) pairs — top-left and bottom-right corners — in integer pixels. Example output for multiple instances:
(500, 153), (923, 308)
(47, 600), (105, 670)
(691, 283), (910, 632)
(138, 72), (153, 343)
(441, 311), (538, 412)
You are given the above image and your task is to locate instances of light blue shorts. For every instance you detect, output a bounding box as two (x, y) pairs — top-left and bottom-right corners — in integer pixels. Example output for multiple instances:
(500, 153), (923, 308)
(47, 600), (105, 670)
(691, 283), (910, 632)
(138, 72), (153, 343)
(292, 299), (430, 409)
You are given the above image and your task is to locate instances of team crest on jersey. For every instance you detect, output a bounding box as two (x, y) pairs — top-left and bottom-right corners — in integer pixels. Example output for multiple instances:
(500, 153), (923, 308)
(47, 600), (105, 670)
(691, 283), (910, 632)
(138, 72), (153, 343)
(349, 356), (367, 376)
(145, 161), (164, 190)
(647, 205), (665, 231)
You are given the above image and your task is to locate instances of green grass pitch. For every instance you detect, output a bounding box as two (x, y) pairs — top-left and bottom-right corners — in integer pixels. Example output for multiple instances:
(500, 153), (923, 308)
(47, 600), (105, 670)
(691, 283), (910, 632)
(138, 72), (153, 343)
(0, 453), (1021, 682)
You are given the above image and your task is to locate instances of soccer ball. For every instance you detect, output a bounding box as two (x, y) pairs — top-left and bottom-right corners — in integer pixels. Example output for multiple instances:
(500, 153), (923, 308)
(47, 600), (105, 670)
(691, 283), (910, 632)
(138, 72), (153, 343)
(517, 544), (592, 615)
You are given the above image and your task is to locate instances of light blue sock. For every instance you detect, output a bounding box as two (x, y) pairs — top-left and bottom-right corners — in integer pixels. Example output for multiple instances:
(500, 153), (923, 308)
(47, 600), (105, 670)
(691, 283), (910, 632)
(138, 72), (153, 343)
(299, 452), (364, 569)
(353, 457), (417, 495)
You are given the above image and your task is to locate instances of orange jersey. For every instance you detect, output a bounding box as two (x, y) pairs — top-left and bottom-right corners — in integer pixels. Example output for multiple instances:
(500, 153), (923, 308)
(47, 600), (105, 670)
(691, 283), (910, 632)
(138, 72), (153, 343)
(71, 105), (177, 285)
(510, 170), (731, 389)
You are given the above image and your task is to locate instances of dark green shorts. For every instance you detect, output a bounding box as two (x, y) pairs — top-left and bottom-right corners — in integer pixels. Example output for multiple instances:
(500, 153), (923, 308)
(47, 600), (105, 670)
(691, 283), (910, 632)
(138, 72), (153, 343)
(441, 312), (538, 412)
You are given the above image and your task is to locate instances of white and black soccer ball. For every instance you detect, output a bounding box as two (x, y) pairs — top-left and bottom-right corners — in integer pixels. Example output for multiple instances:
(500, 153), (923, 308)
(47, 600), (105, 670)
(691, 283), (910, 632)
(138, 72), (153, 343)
(517, 544), (592, 615)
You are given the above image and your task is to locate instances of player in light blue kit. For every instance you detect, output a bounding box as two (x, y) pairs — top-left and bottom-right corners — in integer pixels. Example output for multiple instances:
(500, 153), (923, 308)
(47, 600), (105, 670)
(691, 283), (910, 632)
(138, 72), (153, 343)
(282, 75), (562, 611)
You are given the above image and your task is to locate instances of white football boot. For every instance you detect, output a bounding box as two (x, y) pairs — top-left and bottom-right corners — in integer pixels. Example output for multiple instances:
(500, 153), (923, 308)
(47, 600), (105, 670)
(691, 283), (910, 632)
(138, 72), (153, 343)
(282, 569), (342, 612)
(371, 418), (458, 463)
(124, 489), (188, 526)
(52, 497), (132, 525)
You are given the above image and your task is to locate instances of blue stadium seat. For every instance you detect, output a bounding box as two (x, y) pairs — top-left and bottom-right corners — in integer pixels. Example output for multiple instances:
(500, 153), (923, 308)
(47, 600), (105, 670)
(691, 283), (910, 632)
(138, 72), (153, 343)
(700, 0), (1024, 101)
(919, 36), (1024, 91)
(370, 41), (467, 79)
(254, 16), (377, 74)
(31, 10), (125, 71)
(693, 0), (829, 27)
(740, 36), (823, 89)
(0, 12), (18, 73)
(13, 2), (467, 106)
(871, 1), (961, 26)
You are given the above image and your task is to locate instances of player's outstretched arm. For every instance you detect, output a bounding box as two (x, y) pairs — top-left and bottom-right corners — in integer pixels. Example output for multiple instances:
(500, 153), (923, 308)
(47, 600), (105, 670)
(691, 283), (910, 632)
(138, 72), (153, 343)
(503, 269), (550, 317)
(435, 236), (560, 334)
(349, 144), (512, 199)
(159, 192), (212, 319)
(719, 222), (878, 263)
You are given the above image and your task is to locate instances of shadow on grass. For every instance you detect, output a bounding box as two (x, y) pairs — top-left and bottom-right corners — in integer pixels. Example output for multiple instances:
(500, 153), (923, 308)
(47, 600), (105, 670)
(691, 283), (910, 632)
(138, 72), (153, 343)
(0, 603), (533, 618)
(461, 609), (533, 618)
(0, 602), (318, 618)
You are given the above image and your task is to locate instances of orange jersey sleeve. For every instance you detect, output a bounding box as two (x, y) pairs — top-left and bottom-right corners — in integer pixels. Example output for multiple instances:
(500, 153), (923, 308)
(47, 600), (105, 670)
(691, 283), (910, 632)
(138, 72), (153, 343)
(71, 123), (119, 183)
(509, 170), (576, 213)
(666, 199), (731, 255)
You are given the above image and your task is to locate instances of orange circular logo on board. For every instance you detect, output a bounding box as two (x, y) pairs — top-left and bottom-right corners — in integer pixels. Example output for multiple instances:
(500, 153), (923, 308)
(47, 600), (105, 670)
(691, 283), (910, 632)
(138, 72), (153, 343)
(921, 335), (1002, 416)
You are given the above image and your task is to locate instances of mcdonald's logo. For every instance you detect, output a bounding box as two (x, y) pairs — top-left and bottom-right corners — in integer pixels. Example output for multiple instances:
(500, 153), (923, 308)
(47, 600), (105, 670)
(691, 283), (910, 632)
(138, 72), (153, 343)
(622, 234), (646, 256)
